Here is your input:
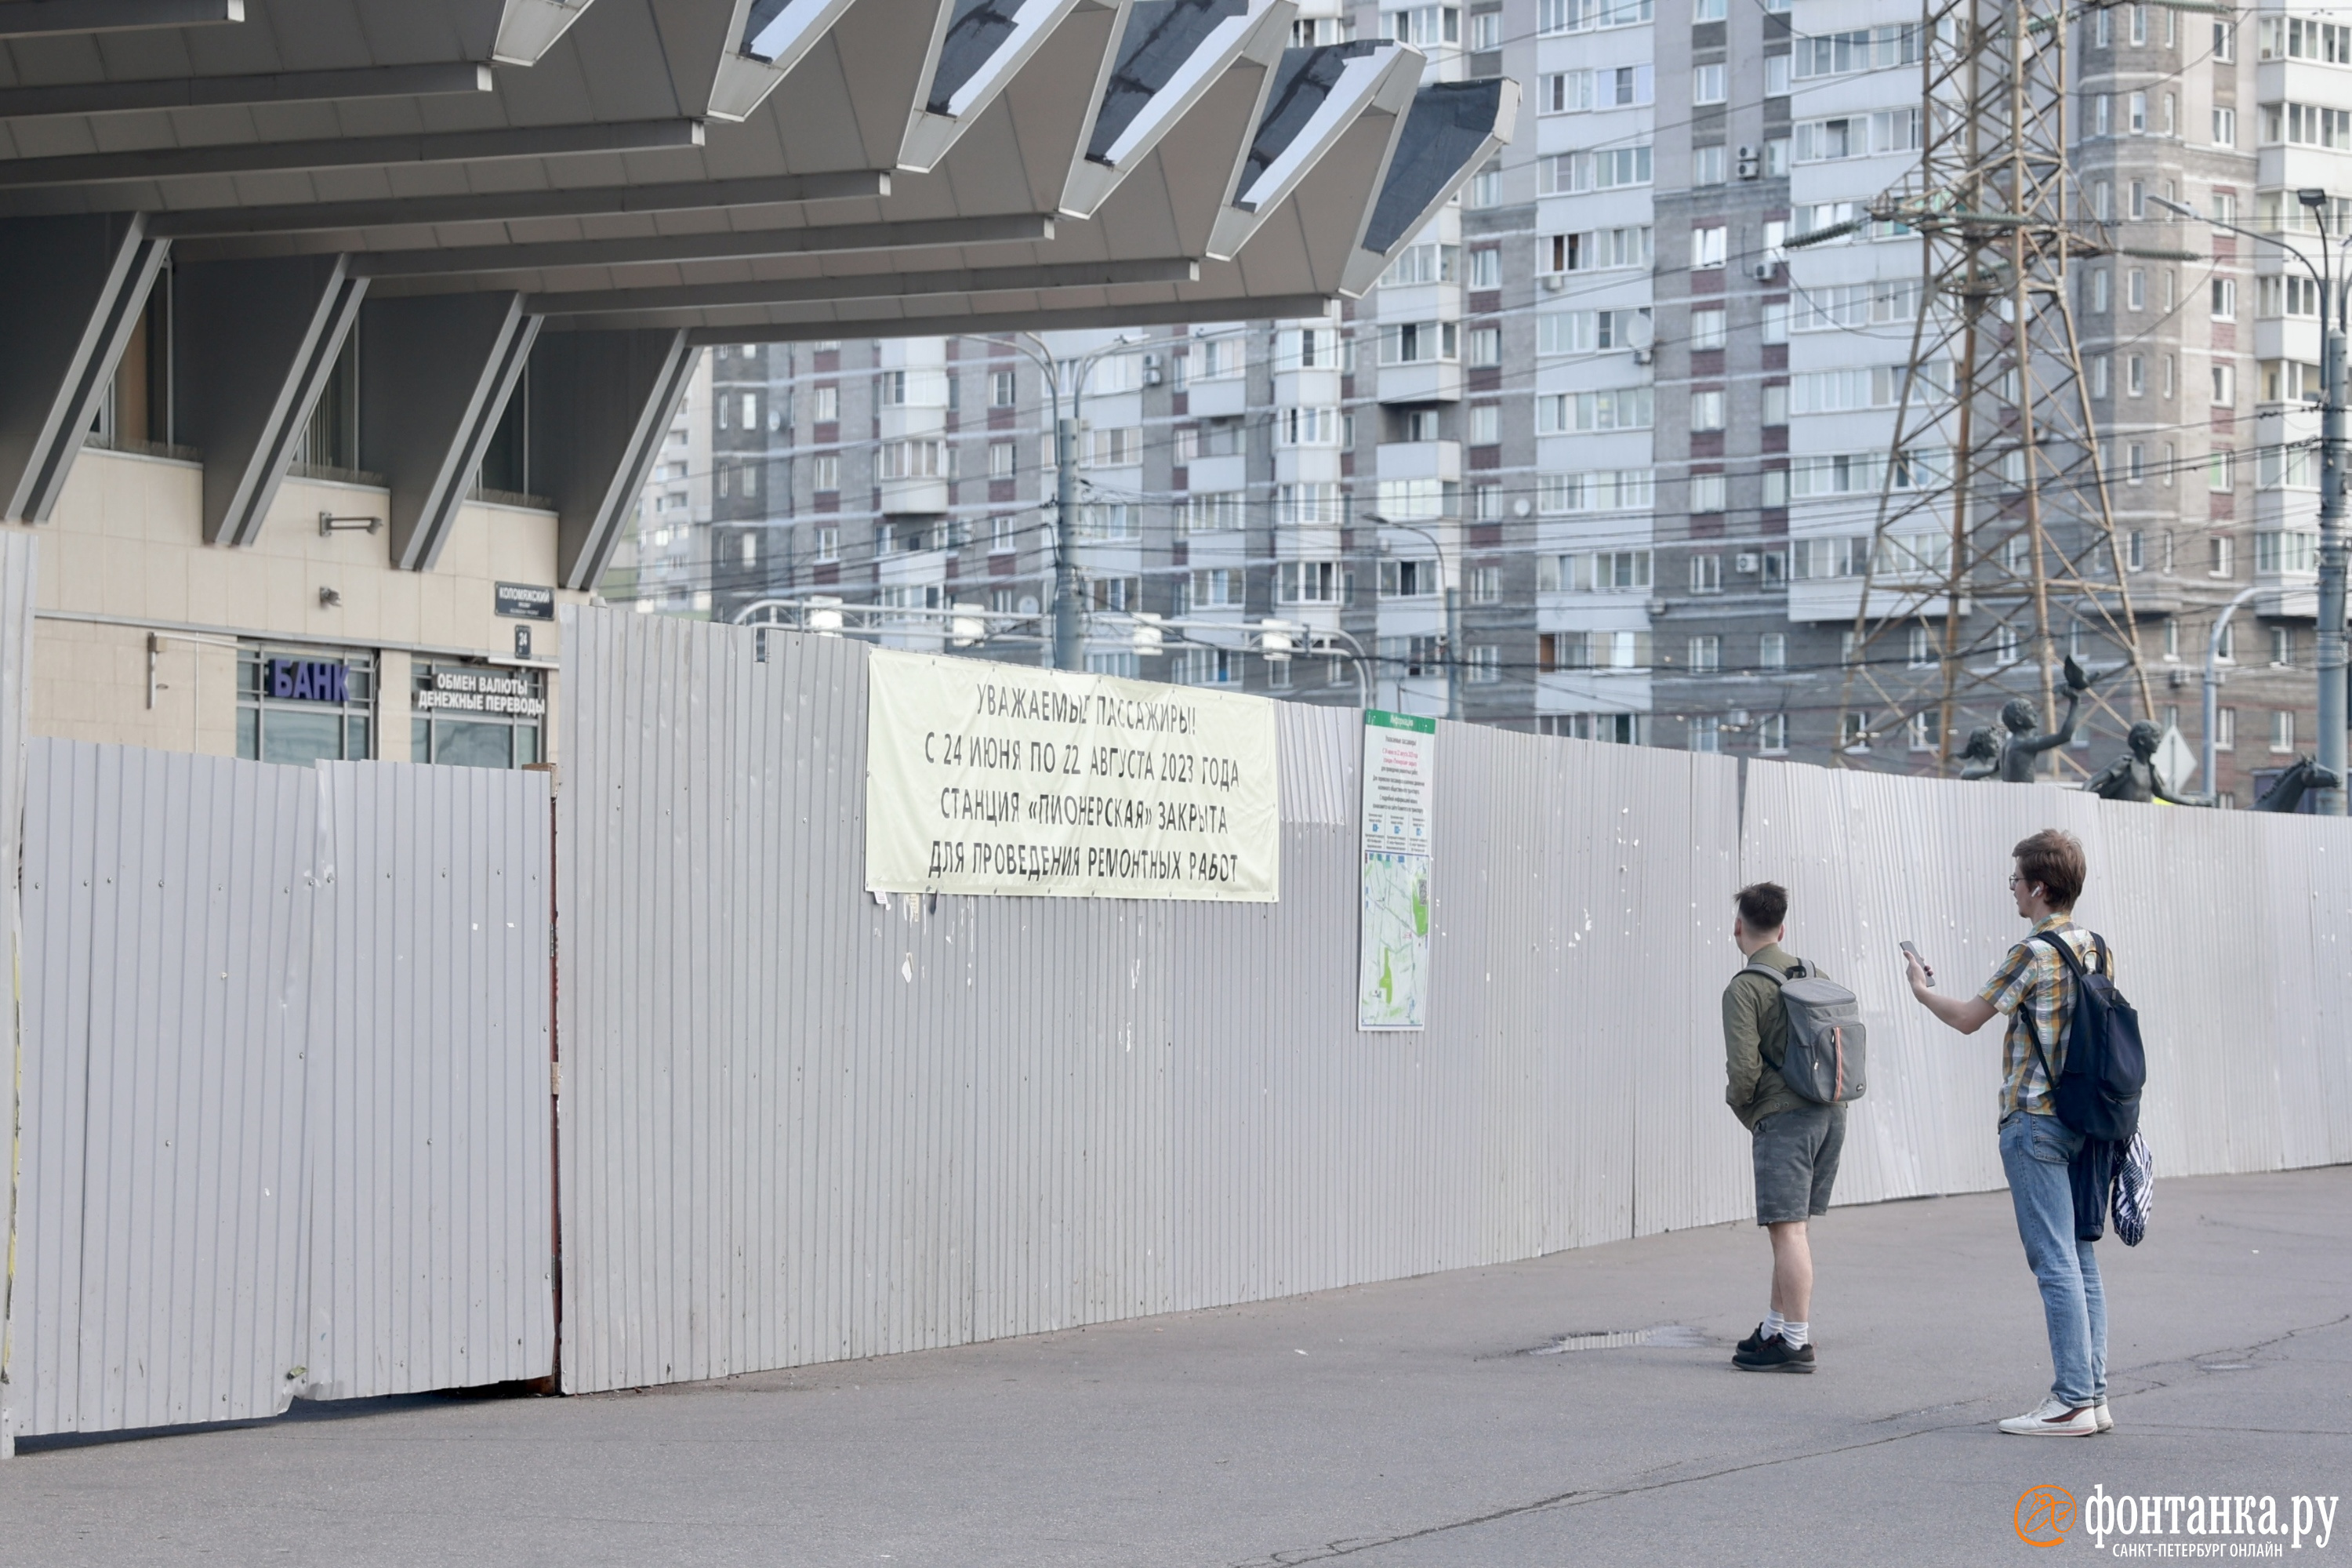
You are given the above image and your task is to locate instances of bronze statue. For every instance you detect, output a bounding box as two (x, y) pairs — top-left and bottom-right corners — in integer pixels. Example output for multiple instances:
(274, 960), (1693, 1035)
(2082, 720), (2200, 804)
(1956, 728), (2002, 780)
(2252, 755), (2343, 813)
(1973, 656), (2097, 782)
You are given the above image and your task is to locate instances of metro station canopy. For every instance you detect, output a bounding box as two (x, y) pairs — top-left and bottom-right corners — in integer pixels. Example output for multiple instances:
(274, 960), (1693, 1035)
(0, 0), (1516, 589)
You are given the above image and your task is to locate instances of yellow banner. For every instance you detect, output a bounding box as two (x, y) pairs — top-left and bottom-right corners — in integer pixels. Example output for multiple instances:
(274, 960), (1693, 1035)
(863, 648), (1280, 901)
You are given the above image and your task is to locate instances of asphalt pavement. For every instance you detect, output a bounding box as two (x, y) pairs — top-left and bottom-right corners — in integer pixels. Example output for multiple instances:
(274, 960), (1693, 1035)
(5, 1166), (2347, 1566)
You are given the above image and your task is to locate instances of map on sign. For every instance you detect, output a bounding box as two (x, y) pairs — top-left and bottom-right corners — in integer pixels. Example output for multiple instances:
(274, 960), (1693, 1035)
(1358, 710), (1434, 1031)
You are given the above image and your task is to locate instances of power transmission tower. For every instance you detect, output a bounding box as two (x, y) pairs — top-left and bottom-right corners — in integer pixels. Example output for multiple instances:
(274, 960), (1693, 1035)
(1813, 0), (2159, 774)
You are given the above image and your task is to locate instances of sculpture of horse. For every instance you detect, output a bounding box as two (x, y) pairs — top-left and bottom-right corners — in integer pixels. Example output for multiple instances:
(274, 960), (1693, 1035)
(2252, 755), (2343, 814)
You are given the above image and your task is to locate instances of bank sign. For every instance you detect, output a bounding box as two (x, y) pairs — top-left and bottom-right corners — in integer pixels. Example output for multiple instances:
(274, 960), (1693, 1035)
(266, 658), (350, 704)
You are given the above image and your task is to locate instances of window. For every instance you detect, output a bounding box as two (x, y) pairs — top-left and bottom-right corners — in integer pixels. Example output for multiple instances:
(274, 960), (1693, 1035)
(1541, 225), (1653, 270)
(1276, 483), (1343, 524)
(1907, 625), (1936, 669)
(1468, 248), (1501, 289)
(2126, 440), (2145, 481)
(1469, 404), (1501, 445)
(878, 439), (944, 479)
(1690, 473), (1726, 512)
(1692, 145), (1727, 186)
(1468, 162), (1503, 209)
(990, 369), (1017, 406)
(1689, 390), (1726, 431)
(1692, 64), (1726, 104)
(410, 662), (546, 770)
(741, 393), (758, 430)
(2271, 626), (2295, 666)
(1537, 308), (1653, 356)
(1466, 326), (1502, 367)
(1381, 4), (1460, 46)
(1466, 647), (1501, 684)
(1691, 308), (1726, 350)
(1468, 8), (1501, 48)
(1538, 387), (1654, 432)
(2127, 357), (2145, 397)
(2211, 278), (2237, 320)
(1760, 633), (1787, 670)
(1184, 568), (1243, 609)
(1542, 64), (1655, 111)
(989, 441), (1015, 479)
(1378, 559), (1440, 598)
(814, 525), (840, 561)
(1466, 564), (1502, 604)
(2092, 357), (2111, 398)
(2270, 710), (2296, 753)
(1791, 110), (1923, 162)
(2213, 107), (2235, 146)
(1276, 406), (1341, 445)
(1759, 713), (1789, 753)
(1688, 634), (1721, 671)
(990, 515), (1017, 554)
(1382, 242), (1461, 285)
(1377, 322), (1458, 365)
(810, 454), (840, 492)
(1791, 279), (1921, 332)
(2127, 269), (2146, 310)
(811, 385), (840, 423)
(1277, 560), (1342, 604)
(1791, 24), (1923, 77)
(2129, 90), (2147, 132)
(2090, 270), (2110, 312)
(1537, 0), (1654, 34)
(1689, 716), (1722, 754)
(1536, 470), (1655, 514)
(1689, 553), (1722, 593)
(238, 647), (375, 765)
(1181, 492), (1244, 532)
(2264, 102), (2352, 150)
(2216, 707), (2237, 751)
(2256, 530), (2319, 574)
(1691, 226), (1727, 270)
(2210, 533), (2236, 576)
(1766, 54), (1791, 95)
(1842, 713), (1871, 752)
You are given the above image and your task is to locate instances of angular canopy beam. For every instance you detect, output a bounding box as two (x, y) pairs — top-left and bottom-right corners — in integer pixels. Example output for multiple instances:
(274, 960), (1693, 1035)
(0, 0), (241, 36)
(0, 120), (706, 191)
(529, 328), (698, 590)
(0, 64), (495, 121)
(523, 256), (1197, 315)
(358, 292), (543, 572)
(174, 254), (369, 546)
(0, 213), (169, 524)
(333, 213), (1055, 281)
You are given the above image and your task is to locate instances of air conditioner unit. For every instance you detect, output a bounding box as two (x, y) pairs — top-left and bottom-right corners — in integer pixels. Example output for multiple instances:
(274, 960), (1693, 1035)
(1736, 145), (1760, 180)
(2168, 666), (2188, 688)
(1142, 353), (1163, 386)
(1748, 260), (1777, 282)
(1735, 551), (1760, 573)
(1632, 346), (1654, 365)
(1542, 274), (1566, 292)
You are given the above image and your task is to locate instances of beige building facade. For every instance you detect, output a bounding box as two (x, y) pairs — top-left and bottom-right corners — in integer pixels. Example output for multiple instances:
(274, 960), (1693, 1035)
(16, 452), (581, 767)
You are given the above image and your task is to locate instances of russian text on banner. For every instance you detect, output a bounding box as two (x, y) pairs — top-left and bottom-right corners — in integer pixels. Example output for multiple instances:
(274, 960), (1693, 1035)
(864, 648), (1279, 901)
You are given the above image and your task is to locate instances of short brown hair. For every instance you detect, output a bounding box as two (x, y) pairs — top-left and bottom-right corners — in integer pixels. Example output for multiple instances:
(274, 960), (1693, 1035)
(1735, 881), (1789, 932)
(2012, 829), (2085, 910)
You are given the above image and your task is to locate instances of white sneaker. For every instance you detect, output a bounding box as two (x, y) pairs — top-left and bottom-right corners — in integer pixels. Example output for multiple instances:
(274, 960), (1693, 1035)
(2093, 1397), (2114, 1433)
(1999, 1397), (2100, 1436)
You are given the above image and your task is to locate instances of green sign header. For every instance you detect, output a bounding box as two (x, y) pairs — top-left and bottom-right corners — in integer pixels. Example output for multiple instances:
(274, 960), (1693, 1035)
(1364, 709), (1437, 735)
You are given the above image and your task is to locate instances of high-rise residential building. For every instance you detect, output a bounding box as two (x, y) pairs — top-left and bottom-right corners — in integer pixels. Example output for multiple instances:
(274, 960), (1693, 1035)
(622, 0), (2338, 807)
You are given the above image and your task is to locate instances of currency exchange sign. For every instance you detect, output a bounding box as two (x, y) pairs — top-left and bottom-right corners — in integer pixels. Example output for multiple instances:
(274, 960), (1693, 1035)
(863, 648), (1279, 901)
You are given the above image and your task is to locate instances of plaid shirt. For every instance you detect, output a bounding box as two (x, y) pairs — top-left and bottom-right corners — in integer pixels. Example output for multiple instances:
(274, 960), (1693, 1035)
(1978, 916), (2111, 1120)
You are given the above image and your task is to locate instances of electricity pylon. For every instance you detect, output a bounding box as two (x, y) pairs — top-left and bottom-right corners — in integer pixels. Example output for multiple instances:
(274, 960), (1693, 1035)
(1809, 0), (2159, 773)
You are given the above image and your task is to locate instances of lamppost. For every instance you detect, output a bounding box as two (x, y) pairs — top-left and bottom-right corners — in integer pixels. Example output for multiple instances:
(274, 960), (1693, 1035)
(2154, 192), (2346, 815)
(954, 332), (1147, 672)
(2203, 583), (2261, 804)
(1359, 510), (1460, 720)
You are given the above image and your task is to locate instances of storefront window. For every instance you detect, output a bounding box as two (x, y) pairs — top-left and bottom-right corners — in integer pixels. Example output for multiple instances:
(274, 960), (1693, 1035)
(412, 662), (546, 768)
(237, 647), (375, 764)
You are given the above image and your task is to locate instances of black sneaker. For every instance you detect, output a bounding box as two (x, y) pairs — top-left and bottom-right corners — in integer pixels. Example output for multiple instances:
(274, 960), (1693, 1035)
(1733, 1336), (1816, 1373)
(1736, 1322), (1773, 1356)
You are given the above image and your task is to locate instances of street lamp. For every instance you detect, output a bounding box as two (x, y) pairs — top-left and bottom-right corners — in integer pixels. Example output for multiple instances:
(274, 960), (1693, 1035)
(1359, 510), (1461, 720)
(2154, 193), (2347, 814)
(954, 331), (1146, 673)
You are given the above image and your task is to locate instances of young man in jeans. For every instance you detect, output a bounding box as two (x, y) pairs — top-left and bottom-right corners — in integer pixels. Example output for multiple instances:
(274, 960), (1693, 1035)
(1722, 880), (1842, 1373)
(1905, 828), (2112, 1437)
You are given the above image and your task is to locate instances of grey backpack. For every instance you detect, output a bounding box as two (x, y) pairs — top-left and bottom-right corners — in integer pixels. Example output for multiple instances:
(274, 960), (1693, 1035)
(1744, 960), (1867, 1104)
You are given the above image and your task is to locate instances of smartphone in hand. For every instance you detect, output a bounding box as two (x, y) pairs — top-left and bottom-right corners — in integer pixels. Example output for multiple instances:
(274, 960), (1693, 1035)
(1900, 940), (1933, 984)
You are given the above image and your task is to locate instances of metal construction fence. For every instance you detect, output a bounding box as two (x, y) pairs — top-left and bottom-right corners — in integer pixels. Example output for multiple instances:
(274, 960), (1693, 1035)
(2, 742), (553, 1446)
(0, 596), (2346, 1443)
(552, 613), (2352, 1394)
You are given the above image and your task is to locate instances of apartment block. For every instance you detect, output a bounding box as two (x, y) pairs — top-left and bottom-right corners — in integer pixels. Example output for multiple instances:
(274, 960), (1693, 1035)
(623, 0), (2339, 805)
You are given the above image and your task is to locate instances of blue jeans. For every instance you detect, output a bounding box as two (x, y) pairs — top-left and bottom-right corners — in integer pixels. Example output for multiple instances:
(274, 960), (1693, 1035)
(1999, 1112), (2107, 1406)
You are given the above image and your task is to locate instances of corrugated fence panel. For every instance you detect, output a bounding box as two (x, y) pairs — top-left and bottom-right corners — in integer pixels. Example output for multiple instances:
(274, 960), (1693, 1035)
(556, 612), (1755, 1394)
(301, 761), (554, 1400)
(13, 741), (314, 1438)
(0, 531), (34, 1447)
(1740, 761), (2352, 1204)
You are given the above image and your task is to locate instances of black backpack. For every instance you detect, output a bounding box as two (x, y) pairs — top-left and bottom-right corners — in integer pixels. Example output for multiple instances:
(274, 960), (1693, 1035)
(2027, 931), (2145, 1143)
